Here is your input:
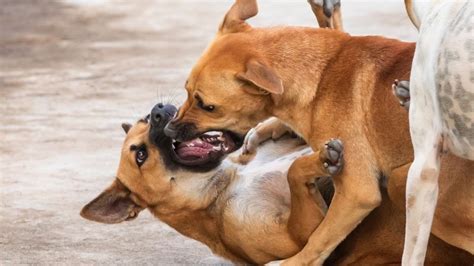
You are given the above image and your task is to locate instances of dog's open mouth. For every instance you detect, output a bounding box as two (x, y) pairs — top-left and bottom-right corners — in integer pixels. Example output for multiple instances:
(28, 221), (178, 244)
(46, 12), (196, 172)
(170, 131), (239, 166)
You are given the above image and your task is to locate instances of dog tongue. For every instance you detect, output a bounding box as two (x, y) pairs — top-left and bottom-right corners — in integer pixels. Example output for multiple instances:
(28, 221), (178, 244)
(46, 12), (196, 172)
(176, 138), (214, 159)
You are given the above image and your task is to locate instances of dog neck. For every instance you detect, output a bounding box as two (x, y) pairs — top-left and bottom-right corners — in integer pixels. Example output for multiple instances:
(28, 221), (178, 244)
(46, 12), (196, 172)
(260, 28), (414, 143)
(147, 161), (246, 262)
(250, 27), (351, 139)
(152, 161), (238, 215)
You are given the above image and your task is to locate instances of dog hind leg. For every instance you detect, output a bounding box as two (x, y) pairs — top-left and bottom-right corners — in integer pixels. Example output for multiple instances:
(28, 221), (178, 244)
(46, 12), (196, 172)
(284, 138), (381, 265)
(403, 133), (442, 266)
(402, 75), (443, 264)
(287, 139), (344, 246)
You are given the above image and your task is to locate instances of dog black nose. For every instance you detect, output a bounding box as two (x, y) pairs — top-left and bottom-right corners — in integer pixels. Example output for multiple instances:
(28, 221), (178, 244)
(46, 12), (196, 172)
(150, 103), (177, 126)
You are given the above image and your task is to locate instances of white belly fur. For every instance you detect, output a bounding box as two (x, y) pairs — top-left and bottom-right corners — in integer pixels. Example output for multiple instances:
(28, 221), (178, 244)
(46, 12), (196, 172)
(221, 137), (312, 259)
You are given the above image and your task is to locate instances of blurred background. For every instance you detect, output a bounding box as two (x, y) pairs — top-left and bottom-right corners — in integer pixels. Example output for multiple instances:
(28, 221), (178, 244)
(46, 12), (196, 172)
(0, 0), (417, 264)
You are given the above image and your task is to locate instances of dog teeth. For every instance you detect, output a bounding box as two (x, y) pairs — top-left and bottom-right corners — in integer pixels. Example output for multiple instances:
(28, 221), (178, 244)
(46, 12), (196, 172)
(203, 137), (220, 143)
(206, 131), (223, 137)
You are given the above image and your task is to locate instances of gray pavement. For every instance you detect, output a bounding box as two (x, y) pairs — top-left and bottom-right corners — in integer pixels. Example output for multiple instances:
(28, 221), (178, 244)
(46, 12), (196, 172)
(0, 0), (417, 264)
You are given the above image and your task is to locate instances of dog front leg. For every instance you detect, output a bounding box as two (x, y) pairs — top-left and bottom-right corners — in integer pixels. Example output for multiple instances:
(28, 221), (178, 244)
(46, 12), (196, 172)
(232, 117), (295, 164)
(283, 142), (382, 265)
(308, 1), (330, 29)
(331, 4), (343, 31)
(392, 79), (411, 110)
(287, 139), (344, 246)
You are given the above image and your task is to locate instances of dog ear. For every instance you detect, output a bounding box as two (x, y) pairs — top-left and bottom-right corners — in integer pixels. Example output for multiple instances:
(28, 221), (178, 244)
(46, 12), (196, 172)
(121, 123), (132, 134)
(80, 179), (143, 224)
(237, 59), (284, 96)
(219, 0), (258, 34)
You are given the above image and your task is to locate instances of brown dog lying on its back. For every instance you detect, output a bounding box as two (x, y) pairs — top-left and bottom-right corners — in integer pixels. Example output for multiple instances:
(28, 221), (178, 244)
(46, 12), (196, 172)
(81, 103), (337, 264)
(81, 103), (473, 265)
(163, 0), (474, 264)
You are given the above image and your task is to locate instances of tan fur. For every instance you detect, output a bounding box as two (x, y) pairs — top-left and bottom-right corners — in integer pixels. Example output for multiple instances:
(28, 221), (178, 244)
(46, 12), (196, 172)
(81, 119), (473, 265)
(244, 119), (474, 264)
(388, 156), (474, 257)
(81, 120), (328, 264)
(166, 1), (473, 264)
(308, 0), (343, 31)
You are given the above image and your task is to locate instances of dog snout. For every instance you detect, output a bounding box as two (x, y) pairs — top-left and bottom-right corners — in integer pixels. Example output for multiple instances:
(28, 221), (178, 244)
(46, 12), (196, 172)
(164, 120), (198, 141)
(151, 103), (177, 126)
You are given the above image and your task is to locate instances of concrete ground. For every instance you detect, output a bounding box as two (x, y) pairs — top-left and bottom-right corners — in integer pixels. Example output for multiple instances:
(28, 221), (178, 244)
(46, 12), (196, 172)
(0, 0), (417, 264)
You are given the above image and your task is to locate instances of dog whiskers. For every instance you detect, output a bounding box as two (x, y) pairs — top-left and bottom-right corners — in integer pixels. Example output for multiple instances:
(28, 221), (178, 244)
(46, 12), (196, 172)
(155, 88), (183, 106)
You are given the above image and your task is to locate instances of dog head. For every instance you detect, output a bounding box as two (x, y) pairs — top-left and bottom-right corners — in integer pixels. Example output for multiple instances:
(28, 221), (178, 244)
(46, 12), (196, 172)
(80, 106), (173, 224)
(81, 103), (236, 223)
(164, 0), (284, 148)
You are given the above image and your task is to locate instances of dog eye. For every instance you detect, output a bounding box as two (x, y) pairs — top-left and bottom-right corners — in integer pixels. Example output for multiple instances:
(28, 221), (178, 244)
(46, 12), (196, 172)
(135, 147), (148, 166)
(195, 95), (215, 112)
(201, 104), (215, 112)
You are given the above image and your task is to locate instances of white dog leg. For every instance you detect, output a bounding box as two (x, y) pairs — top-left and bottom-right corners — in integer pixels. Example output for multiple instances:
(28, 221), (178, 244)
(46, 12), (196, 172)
(403, 134), (442, 266)
(402, 49), (443, 264)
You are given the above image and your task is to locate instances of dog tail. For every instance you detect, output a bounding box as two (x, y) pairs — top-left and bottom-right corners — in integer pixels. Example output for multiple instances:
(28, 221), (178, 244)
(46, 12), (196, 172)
(404, 0), (421, 29)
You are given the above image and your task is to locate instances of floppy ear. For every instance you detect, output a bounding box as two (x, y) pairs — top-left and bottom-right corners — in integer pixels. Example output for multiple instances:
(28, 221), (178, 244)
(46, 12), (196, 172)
(219, 0), (258, 34)
(237, 59), (284, 95)
(121, 123), (132, 134)
(80, 179), (143, 224)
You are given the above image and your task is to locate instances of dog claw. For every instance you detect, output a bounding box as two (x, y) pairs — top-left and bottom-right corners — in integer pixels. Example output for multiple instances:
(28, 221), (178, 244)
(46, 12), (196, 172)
(392, 79), (410, 111)
(328, 139), (343, 153)
(327, 149), (340, 163)
(242, 128), (258, 155)
(321, 138), (344, 176)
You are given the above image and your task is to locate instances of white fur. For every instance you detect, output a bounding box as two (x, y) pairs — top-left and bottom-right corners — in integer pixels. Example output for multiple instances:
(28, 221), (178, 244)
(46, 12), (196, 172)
(403, 1), (473, 265)
(162, 136), (313, 262)
(221, 139), (312, 260)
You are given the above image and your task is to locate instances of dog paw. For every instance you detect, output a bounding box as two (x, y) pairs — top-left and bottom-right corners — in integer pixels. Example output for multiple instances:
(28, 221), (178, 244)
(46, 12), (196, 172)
(234, 118), (293, 165)
(321, 138), (344, 176)
(242, 127), (259, 155)
(392, 79), (410, 111)
(229, 128), (259, 165)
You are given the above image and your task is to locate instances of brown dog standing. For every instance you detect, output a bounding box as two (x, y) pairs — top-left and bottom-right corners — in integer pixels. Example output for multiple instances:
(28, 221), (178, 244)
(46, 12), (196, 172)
(163, 0), (473, 264)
